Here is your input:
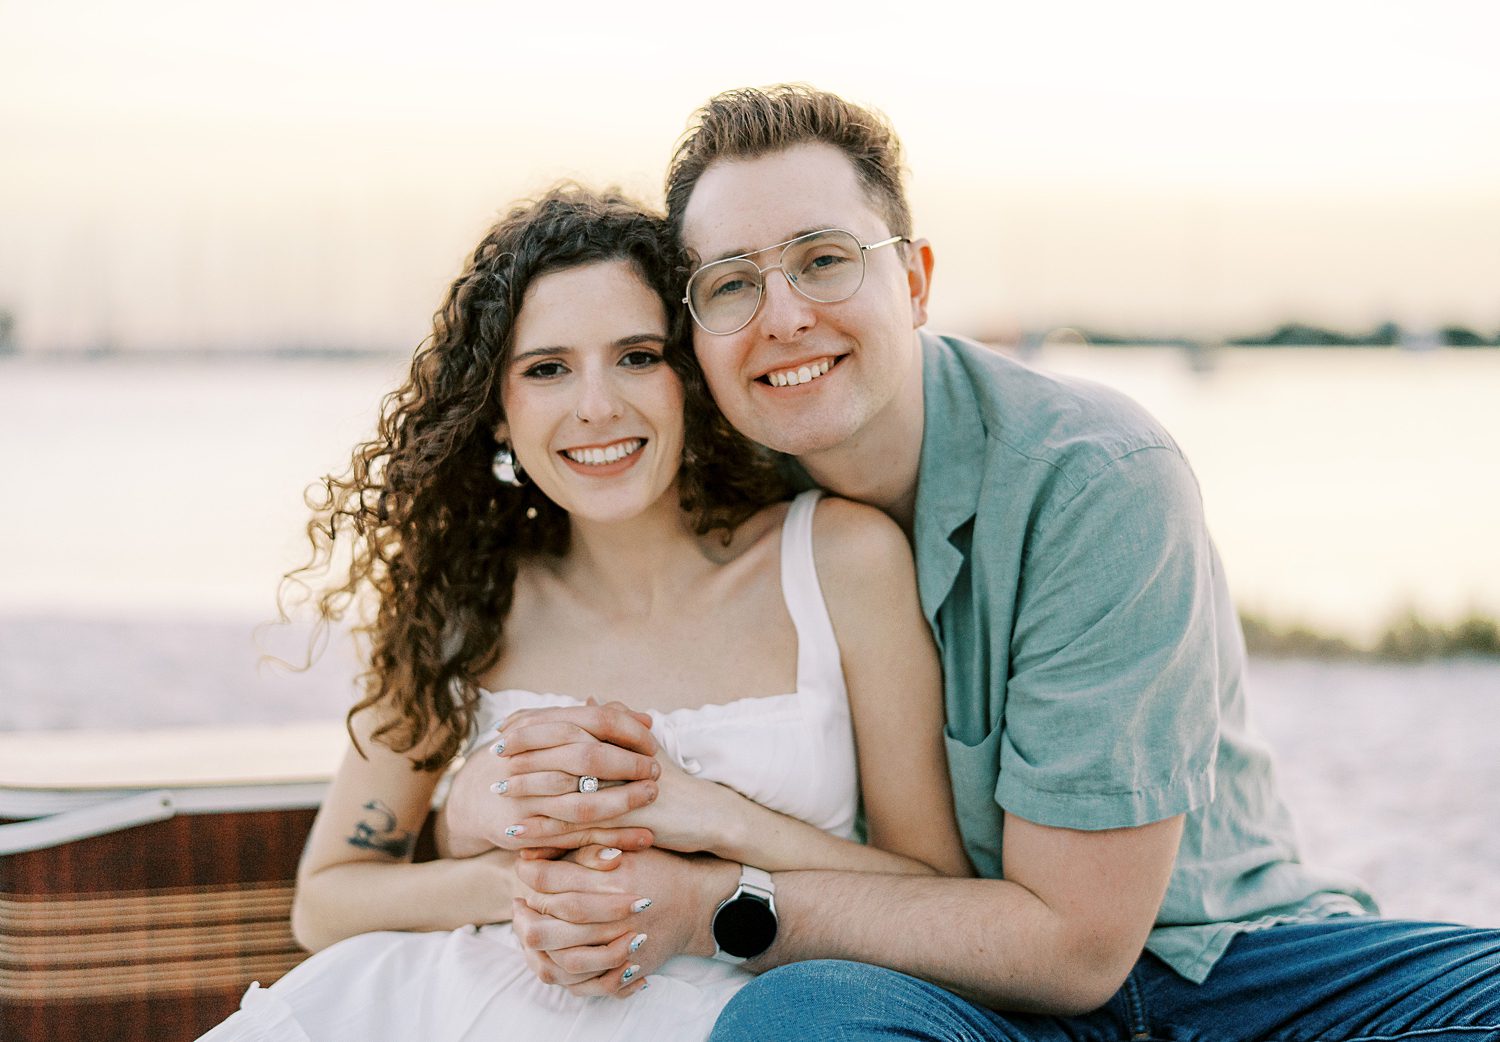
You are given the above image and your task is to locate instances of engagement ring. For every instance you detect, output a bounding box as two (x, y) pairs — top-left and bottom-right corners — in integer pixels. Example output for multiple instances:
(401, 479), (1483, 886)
(578, 775), (600, 794)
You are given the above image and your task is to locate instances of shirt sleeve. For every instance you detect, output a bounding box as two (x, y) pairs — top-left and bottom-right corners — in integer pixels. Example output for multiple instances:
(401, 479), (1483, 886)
(995, 445), (1221, 830)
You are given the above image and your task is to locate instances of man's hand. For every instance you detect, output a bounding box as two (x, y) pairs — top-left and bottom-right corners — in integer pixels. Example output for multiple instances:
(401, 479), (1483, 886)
(439, 702), (662, 858)
(512, 846), (740, 997)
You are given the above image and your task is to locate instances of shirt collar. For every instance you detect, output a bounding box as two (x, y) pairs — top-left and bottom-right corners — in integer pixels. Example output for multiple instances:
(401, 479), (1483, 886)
(912, 331), (989, 620)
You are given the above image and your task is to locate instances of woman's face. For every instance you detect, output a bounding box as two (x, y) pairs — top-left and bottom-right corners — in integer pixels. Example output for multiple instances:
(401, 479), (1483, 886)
(497, 259), (685, 526)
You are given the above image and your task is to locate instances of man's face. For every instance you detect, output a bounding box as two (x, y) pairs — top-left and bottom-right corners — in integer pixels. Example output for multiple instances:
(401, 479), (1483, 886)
(680, 143), (927, 459)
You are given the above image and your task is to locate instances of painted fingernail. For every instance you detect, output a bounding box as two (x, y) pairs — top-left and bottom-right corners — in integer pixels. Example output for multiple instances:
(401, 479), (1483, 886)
(639, 980), (649, 991)
(621, 964), (642, 983)
(628, 933), (647, 953)
(491, 738), (506, 756)
(490, 780), (509, 795)
(504, 825), (525, 837)
(630, 898), (652, 913)
(599, 847), (622, 861)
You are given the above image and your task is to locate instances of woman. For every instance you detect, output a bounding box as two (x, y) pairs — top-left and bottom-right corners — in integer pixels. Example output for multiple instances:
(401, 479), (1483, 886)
(204, 186), (967, 1041)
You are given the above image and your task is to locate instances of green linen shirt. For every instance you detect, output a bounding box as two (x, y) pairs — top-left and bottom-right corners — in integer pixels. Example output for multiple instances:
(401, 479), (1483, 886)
(913, 332), (1376, 982)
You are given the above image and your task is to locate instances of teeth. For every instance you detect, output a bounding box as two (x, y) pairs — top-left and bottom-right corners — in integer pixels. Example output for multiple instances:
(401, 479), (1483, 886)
(767, 358), (834, 387)
(564, 439), (643, 466)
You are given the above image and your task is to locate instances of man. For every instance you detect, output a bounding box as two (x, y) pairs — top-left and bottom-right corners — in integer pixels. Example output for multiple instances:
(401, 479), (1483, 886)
(444, 86), (1499, 1038)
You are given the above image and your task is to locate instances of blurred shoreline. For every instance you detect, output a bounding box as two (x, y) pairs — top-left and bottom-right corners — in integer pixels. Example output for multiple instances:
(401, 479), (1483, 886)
(1240, 609), (1500, 661)
(3, 337), (1497, 366)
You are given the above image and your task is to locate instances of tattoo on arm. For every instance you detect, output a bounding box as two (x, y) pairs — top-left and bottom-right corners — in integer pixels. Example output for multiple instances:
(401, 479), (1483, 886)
(346, 799), (416, 858)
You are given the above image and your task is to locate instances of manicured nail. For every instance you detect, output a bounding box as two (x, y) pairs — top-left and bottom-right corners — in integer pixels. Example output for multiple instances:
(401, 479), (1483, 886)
(599, 847), (622, 861)
(504, 825), (525, 837)
(491, 738), (506, 756)
(630, 898), (652, 913)
(621, 964), (641, 983)
(639, 980), (649, 991)
(628, 933), (647, 953)
(490, 781), (508, 795)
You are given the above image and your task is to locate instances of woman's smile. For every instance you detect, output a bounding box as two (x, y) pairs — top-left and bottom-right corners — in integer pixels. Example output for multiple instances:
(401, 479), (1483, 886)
(559, 437), (647, 475)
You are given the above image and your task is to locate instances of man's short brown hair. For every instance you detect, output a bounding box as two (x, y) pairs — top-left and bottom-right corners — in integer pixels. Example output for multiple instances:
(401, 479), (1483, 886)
(665, 84), (912, 250)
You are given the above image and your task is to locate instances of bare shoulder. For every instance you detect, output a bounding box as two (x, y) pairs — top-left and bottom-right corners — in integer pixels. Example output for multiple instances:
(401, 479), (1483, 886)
(809, 495), (914, 589)
(809, 497), (935, 698)
(809, 498), (922, 651)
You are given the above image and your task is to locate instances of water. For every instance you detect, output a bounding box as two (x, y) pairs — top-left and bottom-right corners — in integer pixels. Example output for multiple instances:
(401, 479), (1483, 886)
(2, 346), (1496, 635)
(1029, 345), (1500, 637)
(2, 353), (409, 617)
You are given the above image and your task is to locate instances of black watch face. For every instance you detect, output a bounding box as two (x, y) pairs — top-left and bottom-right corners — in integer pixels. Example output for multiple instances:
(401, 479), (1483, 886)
(714, 897), (778, 958)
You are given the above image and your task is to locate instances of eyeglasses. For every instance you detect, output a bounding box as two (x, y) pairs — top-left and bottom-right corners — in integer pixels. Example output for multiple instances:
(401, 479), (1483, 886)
(683, 228), (908, 336)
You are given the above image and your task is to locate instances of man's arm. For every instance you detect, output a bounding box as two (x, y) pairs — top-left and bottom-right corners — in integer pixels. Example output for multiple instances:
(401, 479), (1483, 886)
(751, 814), (1183, 1013)
(514, 812), (1180, 1012)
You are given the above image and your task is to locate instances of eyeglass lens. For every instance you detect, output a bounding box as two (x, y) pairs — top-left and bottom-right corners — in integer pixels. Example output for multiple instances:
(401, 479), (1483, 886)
(689, 230), (866, 334)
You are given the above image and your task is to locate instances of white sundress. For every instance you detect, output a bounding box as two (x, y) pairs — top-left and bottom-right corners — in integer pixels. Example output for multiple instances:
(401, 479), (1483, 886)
(202, 490), (859, 1042)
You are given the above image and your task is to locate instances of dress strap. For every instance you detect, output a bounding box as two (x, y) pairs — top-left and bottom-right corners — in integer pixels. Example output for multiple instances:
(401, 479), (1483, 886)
(779, 490), (844, 693)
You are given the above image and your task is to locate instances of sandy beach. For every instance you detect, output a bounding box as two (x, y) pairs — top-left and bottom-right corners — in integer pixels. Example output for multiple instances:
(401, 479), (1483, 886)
(1, 615), (1496, 927)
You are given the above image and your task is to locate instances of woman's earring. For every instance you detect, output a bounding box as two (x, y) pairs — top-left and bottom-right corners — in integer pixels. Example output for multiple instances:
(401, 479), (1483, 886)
(492, 443), (526, 487)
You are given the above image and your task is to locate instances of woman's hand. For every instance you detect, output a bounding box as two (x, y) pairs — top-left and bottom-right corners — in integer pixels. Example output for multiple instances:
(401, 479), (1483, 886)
(600, 752), (733, 854)
(511, 846), (735, 999)
(446, 700), (746, 862)
(439, 702), (661, 858)
(509, 844), (659, 999)
(500, 709), (739, 858)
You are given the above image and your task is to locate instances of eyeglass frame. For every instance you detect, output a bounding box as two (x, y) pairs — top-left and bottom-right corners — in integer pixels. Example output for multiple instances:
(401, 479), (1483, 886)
(682, 228), (910, 336)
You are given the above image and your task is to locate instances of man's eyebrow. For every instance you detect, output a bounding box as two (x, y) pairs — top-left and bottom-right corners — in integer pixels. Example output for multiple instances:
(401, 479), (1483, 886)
(703, 227), (829, 265)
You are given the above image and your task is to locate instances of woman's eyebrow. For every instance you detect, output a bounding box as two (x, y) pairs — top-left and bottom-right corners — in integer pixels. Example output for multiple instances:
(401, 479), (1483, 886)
(510, 334), (664, 363)
(510, 345), (574, 363)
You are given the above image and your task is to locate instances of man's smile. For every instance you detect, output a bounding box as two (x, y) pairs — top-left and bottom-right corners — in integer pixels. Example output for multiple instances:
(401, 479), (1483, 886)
(756, 355), (843, 388)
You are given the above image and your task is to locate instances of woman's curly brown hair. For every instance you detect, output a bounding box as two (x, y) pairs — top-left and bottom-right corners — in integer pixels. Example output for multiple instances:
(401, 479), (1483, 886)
(283, 185), (790, 770)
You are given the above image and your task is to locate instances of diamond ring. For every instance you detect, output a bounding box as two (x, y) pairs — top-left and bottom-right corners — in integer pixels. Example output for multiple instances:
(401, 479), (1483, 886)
(578, 775), (600, 794)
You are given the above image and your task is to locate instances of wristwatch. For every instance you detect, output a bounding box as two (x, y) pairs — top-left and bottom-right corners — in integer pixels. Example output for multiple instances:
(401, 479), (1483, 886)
(711, 865), (778, 964)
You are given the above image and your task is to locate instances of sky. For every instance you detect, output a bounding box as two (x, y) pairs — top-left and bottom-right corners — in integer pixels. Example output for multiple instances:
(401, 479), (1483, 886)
(2, 0), (1498, 351)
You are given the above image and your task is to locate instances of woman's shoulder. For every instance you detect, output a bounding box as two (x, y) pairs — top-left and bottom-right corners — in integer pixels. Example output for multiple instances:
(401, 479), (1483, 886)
(810, 497), (912, 620)
(808, 495), (912, 579)
(805, 496), (924, 654)
(711, 494), (911, 584)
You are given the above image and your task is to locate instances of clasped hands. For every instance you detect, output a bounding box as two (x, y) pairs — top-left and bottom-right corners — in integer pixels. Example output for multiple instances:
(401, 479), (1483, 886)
(442, 702), (737, 997)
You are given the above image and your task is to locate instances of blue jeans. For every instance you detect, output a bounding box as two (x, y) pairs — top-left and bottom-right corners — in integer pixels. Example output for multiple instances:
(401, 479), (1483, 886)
(710, 918), (1500, 1041)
